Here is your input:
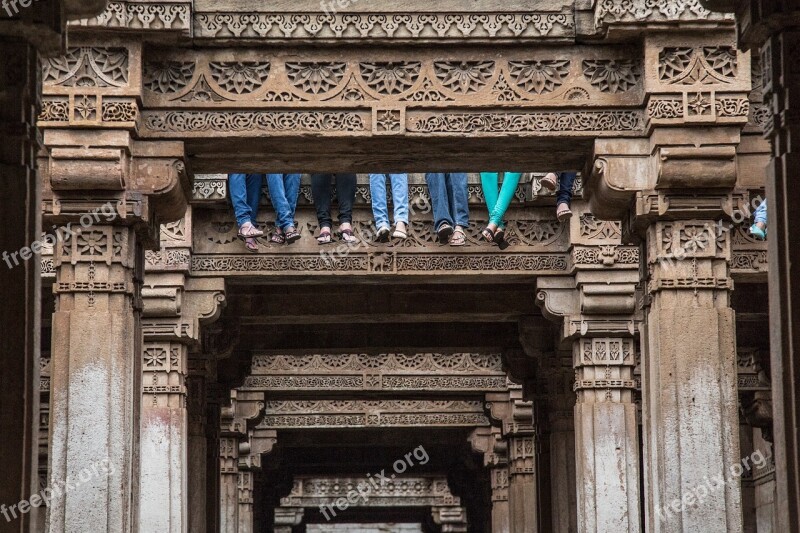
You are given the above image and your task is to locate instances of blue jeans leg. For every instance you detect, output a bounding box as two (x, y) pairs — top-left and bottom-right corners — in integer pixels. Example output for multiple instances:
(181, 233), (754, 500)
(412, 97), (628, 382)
(229, 173), (263, 227)
(425, 173), (454, 230)
(389, 174), (409, 224)
(556, 172), (578, 206)
(267, 174), (301, 230)
(447, 173), (470, 227)
(369, 174), (391, 228)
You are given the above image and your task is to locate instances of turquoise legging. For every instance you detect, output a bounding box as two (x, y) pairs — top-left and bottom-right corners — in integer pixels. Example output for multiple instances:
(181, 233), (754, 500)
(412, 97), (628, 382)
(480, 172), (522, 228)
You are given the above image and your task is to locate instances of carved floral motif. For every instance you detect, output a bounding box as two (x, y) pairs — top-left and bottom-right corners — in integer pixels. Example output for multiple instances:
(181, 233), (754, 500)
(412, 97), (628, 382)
(507, 60), (570, 94)
(42, 47), (129, 87)
(582, 60), (641, 93)
(143, 61), (196, 94)
(208, 62), (271, 94)
(659, 47), (738, 85)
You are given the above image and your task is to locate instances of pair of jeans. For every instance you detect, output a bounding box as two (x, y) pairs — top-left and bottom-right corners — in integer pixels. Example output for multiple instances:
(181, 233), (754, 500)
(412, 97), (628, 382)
(369, 174), (409, 229)
(266, 174), (301, 230)
(480, 172), (522, 228)
(229, 173), (263, 227)
(311, 173), (357, 228)
(425, 173), (469, 230)
(556, 172), (578, 206)
(754, 199), (767, 225)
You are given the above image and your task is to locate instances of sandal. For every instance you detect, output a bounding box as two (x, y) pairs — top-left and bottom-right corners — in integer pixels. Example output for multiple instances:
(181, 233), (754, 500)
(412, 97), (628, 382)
(437, 223), (454, 244)
(449, 227), (466, 247)
(540, 173), (558, 192)
(270, 231), (286, 245)
(376, 226), (391, 243)
(340, 228), (358, 244)
(556, 203), (572, 222)
(317, 228), (333, 245)
(238, 222), (264, 239)
(244, 237), (258, 253)
(481, 227), (495, 243)
(285, 227), (301, 244)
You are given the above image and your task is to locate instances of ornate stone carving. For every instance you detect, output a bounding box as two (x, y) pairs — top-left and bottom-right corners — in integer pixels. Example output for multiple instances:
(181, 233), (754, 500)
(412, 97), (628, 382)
(582, 60), (641, 93)
(256, 400), (490, 428)
(281, 476), (460, 507)
(193, 12), (575, 41)
(144, 110), (367, 133)
(594, 0), (730, 25)
(73, 1), (192, 32)
(144, 61), (196, 94)
(407, 110), (644, 133)
(658, 46), (738, 85)
(359, 62), (421, 95)
(507, 60), (570, 94)
(208, 62), (271, 94)
(42, 47), (129, 87)
(434, 61), (496, 94)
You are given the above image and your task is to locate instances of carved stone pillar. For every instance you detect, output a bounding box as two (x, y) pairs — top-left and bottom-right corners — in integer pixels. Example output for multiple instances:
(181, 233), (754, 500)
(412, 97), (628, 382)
(537, 274), (641, 533)
(0, 38), (40, 533)
(486, 388), (538, 533)
(637, 196), (742, 531)
(761, 28), (800, 532)
(238, 471), (254, 533)
(431, 506), (469, 533)
(470, 426), (510, 533)
(138, 212), (225, 532)
(218, 391), (264, 533)
(545, 355), (577, 533)
(187, 362), (212, 533)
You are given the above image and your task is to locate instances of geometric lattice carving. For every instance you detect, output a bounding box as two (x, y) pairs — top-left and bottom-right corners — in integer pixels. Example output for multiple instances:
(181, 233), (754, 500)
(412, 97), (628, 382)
(658, 46), (738, 85)
(280, 476), (460, 508)
(42, 47), (129, 87)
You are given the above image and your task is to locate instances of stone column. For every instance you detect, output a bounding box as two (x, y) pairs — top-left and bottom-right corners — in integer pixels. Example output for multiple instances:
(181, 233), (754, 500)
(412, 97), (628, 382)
(431, 506), (468, 532)
(508, 432), (537, 533)
(238, 471), (254, 533)
(47, 223), (143, 532)
(274, 507), (304, 533)
(0, 38), (40, 533)
(536, 274), (641, 533)
(546, 358), (577, 533)
(469, 427), (510, 533)
(639, 214), (742, 530)
(761, 29), (800, 532)
(187, 369), (209, 533)
(138, 210), (225, 532)
(218, 435), (239, 533)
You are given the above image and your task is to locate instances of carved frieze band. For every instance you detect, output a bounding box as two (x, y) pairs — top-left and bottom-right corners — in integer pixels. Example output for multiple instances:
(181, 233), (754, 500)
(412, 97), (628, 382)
(194, 12), (574, 41)
(242, 352), (508, 392)
(281, 476), (458, 508)
(594, 0), (732, 26)
(256, 400), (490, 428)
(72, 1), (191, 32)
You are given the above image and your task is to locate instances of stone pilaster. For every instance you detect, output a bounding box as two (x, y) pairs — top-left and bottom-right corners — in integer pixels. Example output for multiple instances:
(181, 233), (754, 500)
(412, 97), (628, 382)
(471, 426), (511, 533)
(536, 274), (641, 533)
(273, 507), (304, 533)
(486, 387), (538, 533)
(186, 368), (209, 533)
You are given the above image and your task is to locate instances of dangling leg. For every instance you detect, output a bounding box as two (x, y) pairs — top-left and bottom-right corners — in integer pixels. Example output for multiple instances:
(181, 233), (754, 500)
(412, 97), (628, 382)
(489, 172), (521, 248)
(480, 172), (500, 243)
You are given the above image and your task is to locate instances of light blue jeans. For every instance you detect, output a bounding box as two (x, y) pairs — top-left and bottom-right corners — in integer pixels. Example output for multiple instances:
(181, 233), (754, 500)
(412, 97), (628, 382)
(229, 173), (264, 227)
(369, 174), (409, 229)
(754, 200), (767, 225)
(266, 174), (301, 230)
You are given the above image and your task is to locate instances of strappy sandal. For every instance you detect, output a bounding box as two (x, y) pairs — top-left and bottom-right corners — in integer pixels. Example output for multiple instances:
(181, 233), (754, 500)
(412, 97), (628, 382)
(317, 228), (334, 245)
(270, 231), (286, 245)
(556, 203), (572, 222)
(494, 228), (510, 250)
(285, 227), (301, 244)
(449, 227), (466, 247)
(244, 237), (259, 253)
(238, 222), (264, 240)
(481, 227), (495, 243)
(541, 173), (558, 191)
(437, 223), (454, 244)
(340, 228), (358, 244)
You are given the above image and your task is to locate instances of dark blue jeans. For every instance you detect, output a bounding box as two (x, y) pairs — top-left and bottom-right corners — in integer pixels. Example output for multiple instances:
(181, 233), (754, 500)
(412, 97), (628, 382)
(229, 173), (264, 227)
(557, 172), (577, 206)
(311, 173), (357, 228)
(425, 173), (470, 230)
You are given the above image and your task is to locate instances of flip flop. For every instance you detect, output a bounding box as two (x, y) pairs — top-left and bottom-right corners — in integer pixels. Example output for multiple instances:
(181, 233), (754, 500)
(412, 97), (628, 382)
(437, 223), (454, 244)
